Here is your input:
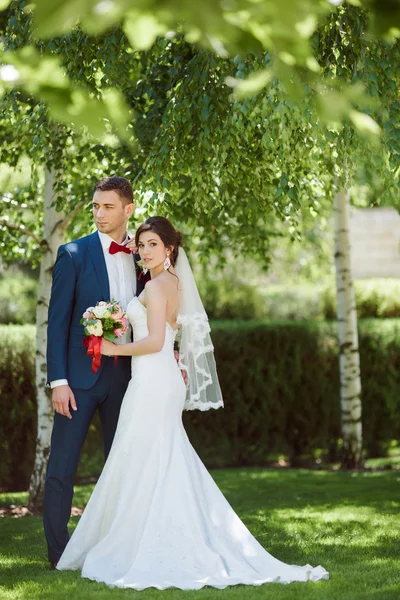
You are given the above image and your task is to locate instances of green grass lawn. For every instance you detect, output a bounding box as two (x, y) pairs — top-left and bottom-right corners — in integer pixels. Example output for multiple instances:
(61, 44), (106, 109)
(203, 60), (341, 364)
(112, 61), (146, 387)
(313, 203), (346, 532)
(1, 468), (399, 599)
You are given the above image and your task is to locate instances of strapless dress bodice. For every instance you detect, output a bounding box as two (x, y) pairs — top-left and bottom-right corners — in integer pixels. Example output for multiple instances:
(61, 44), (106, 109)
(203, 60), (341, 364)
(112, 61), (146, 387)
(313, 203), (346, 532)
(127, 296), (178, 348)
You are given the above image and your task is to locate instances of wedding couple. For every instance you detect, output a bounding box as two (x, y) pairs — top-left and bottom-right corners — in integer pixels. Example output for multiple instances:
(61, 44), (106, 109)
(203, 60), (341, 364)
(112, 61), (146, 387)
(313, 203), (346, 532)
(44, 176), (328, 589)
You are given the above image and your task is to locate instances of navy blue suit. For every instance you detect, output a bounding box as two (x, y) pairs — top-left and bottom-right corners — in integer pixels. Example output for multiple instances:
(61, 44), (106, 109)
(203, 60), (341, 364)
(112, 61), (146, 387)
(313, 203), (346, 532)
(43, 231), (145, 562)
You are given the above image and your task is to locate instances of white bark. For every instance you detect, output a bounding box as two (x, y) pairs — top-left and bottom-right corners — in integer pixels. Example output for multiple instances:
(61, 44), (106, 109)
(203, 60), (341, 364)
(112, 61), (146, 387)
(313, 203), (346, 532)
(333, 185), (363, 468)
(28, 167), (66, 512)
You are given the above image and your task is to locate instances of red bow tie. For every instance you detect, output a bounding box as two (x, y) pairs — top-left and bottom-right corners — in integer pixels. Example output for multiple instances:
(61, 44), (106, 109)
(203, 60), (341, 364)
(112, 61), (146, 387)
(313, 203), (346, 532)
(109, 241), (132, 255)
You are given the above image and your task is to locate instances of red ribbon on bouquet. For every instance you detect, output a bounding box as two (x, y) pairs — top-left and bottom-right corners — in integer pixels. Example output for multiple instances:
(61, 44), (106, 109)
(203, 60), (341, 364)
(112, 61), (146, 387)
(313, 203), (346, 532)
(83, 335), (119, 373)
(83, 335), (102, 373)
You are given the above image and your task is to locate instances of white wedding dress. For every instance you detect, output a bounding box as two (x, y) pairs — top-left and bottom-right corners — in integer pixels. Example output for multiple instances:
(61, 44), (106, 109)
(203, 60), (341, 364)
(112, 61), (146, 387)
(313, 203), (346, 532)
(57, 296), (328, 589)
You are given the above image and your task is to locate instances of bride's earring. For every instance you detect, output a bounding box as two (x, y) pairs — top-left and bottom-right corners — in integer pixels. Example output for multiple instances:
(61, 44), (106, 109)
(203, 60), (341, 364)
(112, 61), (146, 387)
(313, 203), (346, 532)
(164, 255), (171, 270)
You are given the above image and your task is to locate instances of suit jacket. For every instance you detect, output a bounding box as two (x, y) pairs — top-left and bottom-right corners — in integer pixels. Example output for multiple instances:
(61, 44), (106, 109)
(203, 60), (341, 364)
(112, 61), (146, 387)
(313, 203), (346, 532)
(46, 231), (146, 390)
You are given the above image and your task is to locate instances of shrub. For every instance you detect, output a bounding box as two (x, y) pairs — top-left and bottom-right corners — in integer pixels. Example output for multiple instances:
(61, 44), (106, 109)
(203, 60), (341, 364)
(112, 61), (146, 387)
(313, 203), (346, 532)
(202, 278), (400, 322)
(259, 285), (326, 321)
(0, 275), (37, 324)
(0, 325), (102, 491)
(184, 321), (341, 467)
(198, 276), (266, 321)
(0, 326), (37, 491)
(321, 280), (400, 320)
(357, 320), (400, 457)
(1, 320), (400, 491)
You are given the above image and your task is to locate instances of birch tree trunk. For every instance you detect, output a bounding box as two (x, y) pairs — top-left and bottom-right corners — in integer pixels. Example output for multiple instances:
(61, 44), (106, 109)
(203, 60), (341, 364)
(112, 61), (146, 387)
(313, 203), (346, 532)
(333, 185), (363, 469)
(28, 167), (66, 513)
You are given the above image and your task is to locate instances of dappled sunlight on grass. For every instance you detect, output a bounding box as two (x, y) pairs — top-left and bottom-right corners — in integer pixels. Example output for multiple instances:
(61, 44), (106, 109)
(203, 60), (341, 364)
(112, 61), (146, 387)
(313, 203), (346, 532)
(1, 469), (399, 599)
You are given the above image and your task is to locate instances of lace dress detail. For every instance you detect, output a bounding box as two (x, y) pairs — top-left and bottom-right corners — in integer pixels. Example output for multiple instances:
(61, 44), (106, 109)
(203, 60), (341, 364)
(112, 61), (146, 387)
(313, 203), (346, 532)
(57, 296), (328, 589)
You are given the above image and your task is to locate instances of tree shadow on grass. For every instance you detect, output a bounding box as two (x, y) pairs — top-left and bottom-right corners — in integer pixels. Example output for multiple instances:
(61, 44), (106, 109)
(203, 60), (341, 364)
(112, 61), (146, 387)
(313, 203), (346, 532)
(1, 469), (398, 515)
(1, 470), (399, 599)
(1, 504), (399, 600)
(212, 468), (400, 516)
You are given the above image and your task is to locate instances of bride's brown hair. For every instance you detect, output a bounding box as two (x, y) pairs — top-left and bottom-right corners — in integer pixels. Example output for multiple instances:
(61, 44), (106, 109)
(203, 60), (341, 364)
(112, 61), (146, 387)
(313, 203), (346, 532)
(135, 216), (183, 266)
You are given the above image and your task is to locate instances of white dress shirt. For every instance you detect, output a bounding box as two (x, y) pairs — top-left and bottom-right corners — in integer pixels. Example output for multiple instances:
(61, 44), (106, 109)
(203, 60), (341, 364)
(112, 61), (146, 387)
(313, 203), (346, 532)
(51, 231), (137, 389)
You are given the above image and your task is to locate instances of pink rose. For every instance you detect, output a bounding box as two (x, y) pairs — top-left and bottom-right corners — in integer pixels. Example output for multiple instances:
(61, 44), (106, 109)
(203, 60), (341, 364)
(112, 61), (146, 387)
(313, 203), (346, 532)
(121, 317), (128, 332)
(98, 301), (107, 306)
(114, 328), (124, 338)
(83, 311), (91, 319)
(111, 308), (124, 321)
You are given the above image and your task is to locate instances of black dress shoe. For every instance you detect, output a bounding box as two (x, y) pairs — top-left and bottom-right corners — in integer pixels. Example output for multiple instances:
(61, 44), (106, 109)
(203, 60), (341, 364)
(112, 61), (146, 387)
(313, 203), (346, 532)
(49, 561), (58, 570)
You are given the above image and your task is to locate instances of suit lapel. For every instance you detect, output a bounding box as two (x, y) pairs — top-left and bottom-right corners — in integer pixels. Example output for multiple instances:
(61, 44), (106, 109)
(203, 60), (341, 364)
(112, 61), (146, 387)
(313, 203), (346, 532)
(88, 231), (110, 300)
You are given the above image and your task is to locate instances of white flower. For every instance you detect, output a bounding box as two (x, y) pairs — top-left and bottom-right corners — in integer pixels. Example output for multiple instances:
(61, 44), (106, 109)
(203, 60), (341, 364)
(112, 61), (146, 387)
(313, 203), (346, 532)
(103, 309), (111, 318)
(87, 320), (103, 336)
(93, 305), (109, 319)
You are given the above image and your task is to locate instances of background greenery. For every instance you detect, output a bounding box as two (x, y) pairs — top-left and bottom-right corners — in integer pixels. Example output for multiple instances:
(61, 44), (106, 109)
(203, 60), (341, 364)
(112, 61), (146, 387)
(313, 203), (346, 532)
(2, 1), (400, 272)
(2, 321), (399, 492)
(0, 8), (399, 596)
(4, 270), (400, 324)
(0, 270), (38, 324)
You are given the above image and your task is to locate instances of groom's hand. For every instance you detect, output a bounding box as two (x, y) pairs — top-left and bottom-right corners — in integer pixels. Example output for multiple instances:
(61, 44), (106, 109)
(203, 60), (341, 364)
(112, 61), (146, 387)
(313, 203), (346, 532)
(125, 239), (137, 253)
(52, 385), (77, 419)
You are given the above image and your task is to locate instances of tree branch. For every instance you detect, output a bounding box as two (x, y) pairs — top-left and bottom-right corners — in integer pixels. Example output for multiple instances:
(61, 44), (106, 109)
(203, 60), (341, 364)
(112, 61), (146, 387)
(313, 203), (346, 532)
(0, 220), (46, 246)
(59, 200), (87, 232)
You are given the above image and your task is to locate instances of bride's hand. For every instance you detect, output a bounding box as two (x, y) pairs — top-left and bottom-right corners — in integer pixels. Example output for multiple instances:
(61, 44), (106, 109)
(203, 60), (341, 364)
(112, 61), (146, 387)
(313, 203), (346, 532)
(174, 350), (188, 386)
(101, 339), (117, 356)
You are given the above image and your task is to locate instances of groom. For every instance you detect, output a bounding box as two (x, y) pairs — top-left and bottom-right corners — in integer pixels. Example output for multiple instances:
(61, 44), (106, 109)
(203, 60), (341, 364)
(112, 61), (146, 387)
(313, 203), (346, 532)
(43, 176), (146, 568)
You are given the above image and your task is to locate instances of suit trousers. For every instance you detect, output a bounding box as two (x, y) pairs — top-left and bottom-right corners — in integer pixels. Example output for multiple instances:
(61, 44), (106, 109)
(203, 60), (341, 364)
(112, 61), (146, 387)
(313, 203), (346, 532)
(43, 356), (131, 562)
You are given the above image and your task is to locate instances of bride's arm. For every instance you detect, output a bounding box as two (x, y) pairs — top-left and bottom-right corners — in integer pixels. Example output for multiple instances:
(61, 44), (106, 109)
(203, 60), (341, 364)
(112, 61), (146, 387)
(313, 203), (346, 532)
(101, 279), (167, 357)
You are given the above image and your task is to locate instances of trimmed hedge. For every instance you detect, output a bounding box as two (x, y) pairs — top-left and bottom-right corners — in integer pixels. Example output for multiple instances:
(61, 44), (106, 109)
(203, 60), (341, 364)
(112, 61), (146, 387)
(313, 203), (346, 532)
(186, 320), (400, 467)
(0, 326), (37, 491)
(1, 320), (400, 491)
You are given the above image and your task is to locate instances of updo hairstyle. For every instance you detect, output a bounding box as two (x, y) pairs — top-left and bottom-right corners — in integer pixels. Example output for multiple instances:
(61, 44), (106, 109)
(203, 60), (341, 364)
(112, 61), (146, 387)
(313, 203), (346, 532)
(135, 216), (183, 266)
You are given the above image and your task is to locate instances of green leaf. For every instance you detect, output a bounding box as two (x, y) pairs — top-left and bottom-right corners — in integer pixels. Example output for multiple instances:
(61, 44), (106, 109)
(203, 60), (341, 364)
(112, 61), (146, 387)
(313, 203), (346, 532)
(103, 332), (116, 342)
(33, 0), (83, 37)
(102, 89), (132, 141)
(124, 12), (167, 51)
(0, 47), (131, 139)
(226, 69), (272, 99)
(349, 110), (381, 136)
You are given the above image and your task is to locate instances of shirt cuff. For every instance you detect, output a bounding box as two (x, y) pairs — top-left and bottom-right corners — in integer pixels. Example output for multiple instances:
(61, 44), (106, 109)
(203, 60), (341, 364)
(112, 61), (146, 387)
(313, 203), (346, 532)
(50, 379), (69, 389)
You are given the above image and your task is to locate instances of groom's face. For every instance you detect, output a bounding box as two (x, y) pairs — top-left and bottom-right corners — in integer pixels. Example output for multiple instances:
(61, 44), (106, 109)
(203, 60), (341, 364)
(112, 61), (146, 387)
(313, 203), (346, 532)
(93, 190), (134, 236)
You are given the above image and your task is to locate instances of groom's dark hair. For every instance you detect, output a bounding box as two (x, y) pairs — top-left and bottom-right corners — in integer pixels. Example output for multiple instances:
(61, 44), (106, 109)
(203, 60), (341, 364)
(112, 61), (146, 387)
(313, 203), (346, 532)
(94, 176), (133, 205)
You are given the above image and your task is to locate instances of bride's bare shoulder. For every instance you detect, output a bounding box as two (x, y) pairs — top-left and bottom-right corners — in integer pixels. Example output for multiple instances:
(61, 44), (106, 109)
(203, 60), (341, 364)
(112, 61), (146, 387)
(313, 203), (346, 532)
(145, 272), (180, 304)
(144, 276), (170, 301)
(145, 277), (164, 292)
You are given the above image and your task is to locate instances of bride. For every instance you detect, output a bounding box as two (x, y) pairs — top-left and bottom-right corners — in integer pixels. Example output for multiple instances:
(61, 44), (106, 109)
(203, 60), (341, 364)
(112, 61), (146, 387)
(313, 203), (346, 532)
(56, 216), (328, 589)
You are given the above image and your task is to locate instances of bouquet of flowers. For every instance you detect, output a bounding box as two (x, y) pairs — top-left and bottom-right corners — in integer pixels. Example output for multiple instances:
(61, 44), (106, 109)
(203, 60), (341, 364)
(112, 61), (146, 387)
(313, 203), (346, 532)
(81, 300), (128, 373)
